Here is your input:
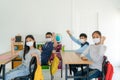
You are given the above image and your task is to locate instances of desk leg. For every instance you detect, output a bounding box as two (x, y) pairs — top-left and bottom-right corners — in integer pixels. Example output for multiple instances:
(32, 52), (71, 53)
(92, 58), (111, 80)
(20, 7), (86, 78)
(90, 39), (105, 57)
(65, 64), (68, 80)
(86, 64), (89, 80)
(61, 60), (63, 78)
(3, 64), (5, 80)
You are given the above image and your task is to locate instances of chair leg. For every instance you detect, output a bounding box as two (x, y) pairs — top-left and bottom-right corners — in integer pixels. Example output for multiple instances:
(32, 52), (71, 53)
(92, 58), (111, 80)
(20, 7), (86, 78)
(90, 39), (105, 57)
(0, 65), (2, 73)
(51, 75), (54, 80)
(61, 60), (63, 78)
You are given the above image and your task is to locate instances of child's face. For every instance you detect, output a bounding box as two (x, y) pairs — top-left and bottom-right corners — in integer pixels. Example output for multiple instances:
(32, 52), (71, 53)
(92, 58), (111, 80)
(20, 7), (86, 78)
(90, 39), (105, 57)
(79, 36), (87, 41)
(92, 33), (101, 39)
(92, 33), (101, 44)
(46, 34), (52, 38)
(26, 37), (35, 47)
(26, 37), (34, 42)
(79, 36), (87, 43)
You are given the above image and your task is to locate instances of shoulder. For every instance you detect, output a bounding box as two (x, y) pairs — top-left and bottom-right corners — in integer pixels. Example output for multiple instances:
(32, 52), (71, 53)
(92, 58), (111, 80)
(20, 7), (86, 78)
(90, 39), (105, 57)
(33, 49), (41, 54)
(85, 42), (89, 45)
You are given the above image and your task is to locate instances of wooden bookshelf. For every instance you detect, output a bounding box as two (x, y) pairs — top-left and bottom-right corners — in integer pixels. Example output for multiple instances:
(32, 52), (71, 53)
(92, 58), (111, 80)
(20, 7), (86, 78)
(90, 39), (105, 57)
(12, 42), (23, 69)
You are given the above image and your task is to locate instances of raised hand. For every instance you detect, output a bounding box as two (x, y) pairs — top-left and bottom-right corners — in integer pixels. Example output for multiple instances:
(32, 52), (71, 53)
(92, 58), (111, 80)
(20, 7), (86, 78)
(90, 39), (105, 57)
(11, 37), (15, 44)
(101, 36), (106, 44)
(66, 30), (72, 36)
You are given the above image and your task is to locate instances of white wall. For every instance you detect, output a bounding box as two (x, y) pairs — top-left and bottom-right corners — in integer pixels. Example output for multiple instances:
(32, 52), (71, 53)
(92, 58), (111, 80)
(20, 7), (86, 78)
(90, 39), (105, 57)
(0, 0), (120, 67)
(70, 0), (120, 67)
(0, 0), (73, 53)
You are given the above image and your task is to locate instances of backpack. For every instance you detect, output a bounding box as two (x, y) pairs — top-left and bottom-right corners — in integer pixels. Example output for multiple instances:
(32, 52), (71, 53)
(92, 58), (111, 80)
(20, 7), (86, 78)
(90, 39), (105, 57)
(105, 61), (114, 80)
(99, 56), (114, 80)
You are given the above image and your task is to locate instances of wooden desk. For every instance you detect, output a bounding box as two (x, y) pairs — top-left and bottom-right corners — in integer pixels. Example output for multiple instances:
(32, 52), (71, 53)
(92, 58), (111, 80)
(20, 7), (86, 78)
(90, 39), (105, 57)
(61, 52), (92, 80)
(0, 51), (18, 80)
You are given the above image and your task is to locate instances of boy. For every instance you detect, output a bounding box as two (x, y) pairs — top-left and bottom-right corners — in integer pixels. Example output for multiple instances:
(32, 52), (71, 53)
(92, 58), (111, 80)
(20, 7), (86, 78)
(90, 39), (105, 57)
(40, 32), (58, 65)
(66, 30), (89, 75)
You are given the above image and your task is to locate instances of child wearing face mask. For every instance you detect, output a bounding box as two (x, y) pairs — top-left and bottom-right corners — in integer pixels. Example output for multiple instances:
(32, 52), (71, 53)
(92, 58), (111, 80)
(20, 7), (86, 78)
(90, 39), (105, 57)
(5, 35), (41, 80)
(74, 31), (106, 80)
(66, 30), (89, 53)
(66, 30), (89, 75)
(40, 32), (58, 65)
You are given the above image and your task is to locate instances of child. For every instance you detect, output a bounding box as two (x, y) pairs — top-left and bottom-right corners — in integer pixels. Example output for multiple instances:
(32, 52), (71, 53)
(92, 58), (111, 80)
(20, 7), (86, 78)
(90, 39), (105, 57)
(6, 35), (41, 80)
(75, 31), (106, 80)
(66, 30), (89, 53)
(40, 32), (58, 65)
(66, 30), (89, 75)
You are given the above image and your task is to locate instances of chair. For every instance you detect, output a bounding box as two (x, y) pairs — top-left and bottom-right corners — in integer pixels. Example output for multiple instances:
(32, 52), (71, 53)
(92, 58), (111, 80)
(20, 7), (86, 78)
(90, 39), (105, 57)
(0, 65), (3, 79)
(14, 56), (37, 80)
(0, 65), (2, 74)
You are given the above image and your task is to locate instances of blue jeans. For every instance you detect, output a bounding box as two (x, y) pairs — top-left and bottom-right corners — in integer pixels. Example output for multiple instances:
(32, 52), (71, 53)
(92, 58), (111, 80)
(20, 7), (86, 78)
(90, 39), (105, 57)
(74, 68), (102, 80)
(5, 64), (29, 80)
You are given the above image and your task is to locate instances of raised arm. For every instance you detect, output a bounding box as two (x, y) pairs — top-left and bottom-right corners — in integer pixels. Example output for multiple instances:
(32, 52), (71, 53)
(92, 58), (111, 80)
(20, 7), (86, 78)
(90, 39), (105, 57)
(52, 32), (58, 47)
(66, 30), (81, 45)
(100, 36), (106, 45)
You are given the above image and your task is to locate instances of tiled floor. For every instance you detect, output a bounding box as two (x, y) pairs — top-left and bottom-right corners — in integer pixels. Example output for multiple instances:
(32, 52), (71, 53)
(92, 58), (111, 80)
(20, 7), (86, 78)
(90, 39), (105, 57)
(42, 66), (120, 80)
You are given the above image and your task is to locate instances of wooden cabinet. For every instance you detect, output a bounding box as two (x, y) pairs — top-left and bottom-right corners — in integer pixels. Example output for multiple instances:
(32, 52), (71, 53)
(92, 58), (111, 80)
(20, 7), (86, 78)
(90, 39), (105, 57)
(12, 42), (23, 69)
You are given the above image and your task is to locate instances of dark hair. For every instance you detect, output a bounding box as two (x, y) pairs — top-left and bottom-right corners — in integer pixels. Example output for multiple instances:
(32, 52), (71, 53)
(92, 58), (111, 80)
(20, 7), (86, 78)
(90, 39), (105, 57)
(46, 32), (52, 36)
(79, 33), (87, 38)
(92, 31), (101, 36)
(23, 35), (36, 60)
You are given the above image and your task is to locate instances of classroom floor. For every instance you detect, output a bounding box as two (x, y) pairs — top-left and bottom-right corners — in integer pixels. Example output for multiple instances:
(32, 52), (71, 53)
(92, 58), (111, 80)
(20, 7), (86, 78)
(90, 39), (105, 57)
(42, 66), (120, 80)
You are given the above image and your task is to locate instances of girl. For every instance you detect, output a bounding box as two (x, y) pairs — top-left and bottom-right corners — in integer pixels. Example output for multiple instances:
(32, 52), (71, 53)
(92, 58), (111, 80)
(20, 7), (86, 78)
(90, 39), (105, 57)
(6, 35), (41, 80)
(75, 31), (106, 80)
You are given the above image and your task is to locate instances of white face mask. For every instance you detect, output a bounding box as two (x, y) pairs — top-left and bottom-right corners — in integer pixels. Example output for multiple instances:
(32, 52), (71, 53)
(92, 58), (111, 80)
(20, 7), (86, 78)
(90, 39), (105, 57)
(93, 38), (100, 44)
(26, 41), (34, 47)
(46, 38), (52, 42)
(80, 39), (85, 43)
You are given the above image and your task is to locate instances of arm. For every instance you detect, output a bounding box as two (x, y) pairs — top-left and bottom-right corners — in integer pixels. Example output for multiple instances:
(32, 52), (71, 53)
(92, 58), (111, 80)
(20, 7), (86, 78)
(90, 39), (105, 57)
(81, 46), (90, 57)
(66, 30), (72, 36)
(100, 36), (106, 44)
(66, 30), (81, 45)
(52, 33), (58, 47)
(75, 44), (89, 54)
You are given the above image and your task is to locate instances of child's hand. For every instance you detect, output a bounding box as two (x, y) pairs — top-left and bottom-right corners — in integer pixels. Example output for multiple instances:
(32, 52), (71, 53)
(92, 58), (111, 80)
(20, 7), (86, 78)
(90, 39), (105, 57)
(66, 30), (72, 36)
(52, 32), (56, 37)
(52, 32), (56, 40)
(66, 30), (70, 34)
(101, 36), (106, 44)
(11, 38), (15, 43)
(52, 32), (56, 41)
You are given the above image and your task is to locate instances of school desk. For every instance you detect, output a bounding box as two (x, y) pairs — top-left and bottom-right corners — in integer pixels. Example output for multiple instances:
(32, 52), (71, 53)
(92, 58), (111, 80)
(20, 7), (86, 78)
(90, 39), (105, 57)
(61, 51), (93, 80)
(0, 51), (18, 80)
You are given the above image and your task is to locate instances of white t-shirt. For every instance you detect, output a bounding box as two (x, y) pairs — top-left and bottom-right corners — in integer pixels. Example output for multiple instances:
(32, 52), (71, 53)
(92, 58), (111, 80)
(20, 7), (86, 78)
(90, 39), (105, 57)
(82, 44), (106, 71)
